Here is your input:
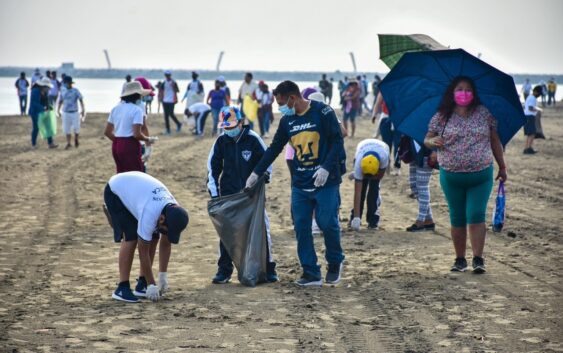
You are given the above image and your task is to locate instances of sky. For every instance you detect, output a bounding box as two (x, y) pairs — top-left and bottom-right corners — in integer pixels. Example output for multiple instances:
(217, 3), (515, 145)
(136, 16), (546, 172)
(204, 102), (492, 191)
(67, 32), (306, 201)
(1, 0), (562, 74)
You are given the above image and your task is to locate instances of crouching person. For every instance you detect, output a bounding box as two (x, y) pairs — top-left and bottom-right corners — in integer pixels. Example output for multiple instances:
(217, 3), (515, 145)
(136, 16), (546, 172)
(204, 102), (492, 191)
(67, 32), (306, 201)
(103, 171), (189, 303)
(207, 106), (278, 284)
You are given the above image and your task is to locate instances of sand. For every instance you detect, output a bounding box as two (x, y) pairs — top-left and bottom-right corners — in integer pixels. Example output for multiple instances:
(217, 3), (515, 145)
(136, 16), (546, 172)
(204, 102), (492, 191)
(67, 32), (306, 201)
(0, 106), (562, 353)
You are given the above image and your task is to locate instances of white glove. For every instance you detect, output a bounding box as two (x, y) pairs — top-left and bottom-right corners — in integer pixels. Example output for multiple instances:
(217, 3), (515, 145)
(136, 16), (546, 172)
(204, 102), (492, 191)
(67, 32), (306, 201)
(245, 172), (259, 189)
(146, 284), (160, 302)
(148, 136), (159, 144)
(158, 272), (169, 295)
(141, 146), (153, 163)
(313, 168), (329, 187)
(351, 217), (361, 231)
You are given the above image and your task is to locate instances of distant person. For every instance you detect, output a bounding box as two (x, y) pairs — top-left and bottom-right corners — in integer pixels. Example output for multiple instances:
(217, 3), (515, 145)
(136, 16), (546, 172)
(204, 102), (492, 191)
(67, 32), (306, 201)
(318, 74), (331, 103)
(547, 78), (557, 106)
(161, 70), (182, 135)
(342, 77), (361, 137)
(521, 78), (532, 101)
(28, 78), (58, 149)
(104, 81), (156, 172)
(31, 68), (42, 85)
(257, 83), (274, 137)
(103, 171), (189, 302)
(424, 76), (507, 274)
(522, 85), (543, 154)
(48, 71), (61, 107)
(185, 102), (212, 137)
(182, 71), (205, 109)
(207, 106), (277, 284)
(338, 77), (348, 110)
(206, 80), (230, 137)
(327, 78), (334, 105)
(360, 74), (371, 115)
(122, 75), (132, 95)
(539, 81), (548, 107)
(372, 92), (402, 175)
(155, 81), (163, 114)
(134, 76), (156, 114)
(238, 72), (258, 123)
(15, 72), (30, 115)
(217, 75), (231, 100)
(349, 138), (389, 231)
(57, 76), (85, 149)
(371, 75), (382, 108)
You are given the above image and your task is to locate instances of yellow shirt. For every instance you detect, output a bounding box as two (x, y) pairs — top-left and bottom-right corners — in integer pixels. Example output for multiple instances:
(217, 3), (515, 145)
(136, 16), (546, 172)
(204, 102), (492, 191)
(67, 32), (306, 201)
(547, 82), (557, 93)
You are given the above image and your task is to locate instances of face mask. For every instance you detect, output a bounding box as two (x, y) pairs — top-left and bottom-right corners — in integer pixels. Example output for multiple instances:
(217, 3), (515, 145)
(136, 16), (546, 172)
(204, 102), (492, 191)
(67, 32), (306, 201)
(225, 127), (241, 137)
(454, 91), (473, 106)
(278, 96), (296, 116)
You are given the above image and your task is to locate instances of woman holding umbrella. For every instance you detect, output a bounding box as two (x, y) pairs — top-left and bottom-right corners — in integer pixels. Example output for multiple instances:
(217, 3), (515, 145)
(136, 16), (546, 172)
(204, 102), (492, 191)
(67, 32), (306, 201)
(424, 76), (507, 274)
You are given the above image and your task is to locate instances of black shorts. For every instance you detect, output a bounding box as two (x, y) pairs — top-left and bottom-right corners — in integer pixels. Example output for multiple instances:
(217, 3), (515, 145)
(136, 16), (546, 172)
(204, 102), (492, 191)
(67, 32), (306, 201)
(523, 115), (536, 136)
(103, 184), (162, 243)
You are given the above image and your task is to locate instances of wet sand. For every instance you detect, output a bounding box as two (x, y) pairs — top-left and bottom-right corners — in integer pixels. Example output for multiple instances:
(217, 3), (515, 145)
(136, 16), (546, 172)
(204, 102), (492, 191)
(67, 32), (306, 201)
(0, 106), (562, 352)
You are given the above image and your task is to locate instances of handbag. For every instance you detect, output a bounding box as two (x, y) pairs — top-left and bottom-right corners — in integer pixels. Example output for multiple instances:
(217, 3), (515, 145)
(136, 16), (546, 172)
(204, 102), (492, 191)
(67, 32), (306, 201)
(492, 181), (505, 232)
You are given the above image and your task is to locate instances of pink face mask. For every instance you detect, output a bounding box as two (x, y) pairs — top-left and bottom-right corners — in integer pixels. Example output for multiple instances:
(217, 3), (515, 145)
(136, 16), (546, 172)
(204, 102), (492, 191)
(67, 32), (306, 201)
(454, 91), (474, 106)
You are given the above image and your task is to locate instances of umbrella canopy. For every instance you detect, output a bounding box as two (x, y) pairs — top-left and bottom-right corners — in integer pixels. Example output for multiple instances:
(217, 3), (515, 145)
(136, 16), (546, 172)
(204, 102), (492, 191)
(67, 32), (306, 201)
(378, 34), (447, 69)
(379, 49), (526, 146)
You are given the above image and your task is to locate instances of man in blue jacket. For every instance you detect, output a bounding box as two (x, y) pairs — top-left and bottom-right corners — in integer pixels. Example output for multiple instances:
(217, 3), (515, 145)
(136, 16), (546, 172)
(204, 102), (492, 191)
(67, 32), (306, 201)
(207, 106), (277, 284)
(246, 81), (346, 286)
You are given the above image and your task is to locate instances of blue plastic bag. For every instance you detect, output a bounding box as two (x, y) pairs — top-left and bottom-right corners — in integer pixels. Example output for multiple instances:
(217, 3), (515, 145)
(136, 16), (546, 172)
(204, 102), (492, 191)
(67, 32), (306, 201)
(492, 181), (505, 232)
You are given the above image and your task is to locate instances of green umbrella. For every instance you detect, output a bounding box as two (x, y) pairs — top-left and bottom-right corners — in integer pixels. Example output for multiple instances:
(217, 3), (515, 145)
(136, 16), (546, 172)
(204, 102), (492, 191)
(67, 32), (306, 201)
(378, 34), (447, 69)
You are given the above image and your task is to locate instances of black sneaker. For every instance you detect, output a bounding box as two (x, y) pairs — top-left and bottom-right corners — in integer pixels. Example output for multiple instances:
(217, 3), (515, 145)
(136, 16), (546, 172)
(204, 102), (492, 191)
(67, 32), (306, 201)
(325, 263), (343, 285)
(212, 272), (231, 284)
(294, 274), (322, 287)
(406, 223), (425, 232)
(472, 256), (486, 274)
(523, 148), (537, 155)
(112, 283), (139, 303)
(451, 257), (468, 272)
(367, 224), (378, 230)
(266, 262), (279, 283)
(133, 276), (147, 297)
(424, 223), (436, 231)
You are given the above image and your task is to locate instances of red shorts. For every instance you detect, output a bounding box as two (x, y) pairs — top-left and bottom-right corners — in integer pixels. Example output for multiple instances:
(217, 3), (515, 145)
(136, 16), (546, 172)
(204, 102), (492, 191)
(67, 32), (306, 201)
(112, 137), (143, 173)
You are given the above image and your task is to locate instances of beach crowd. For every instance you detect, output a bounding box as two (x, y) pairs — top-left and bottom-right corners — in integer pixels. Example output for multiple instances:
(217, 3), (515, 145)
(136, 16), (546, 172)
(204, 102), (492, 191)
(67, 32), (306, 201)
(12, 68), (557, 302)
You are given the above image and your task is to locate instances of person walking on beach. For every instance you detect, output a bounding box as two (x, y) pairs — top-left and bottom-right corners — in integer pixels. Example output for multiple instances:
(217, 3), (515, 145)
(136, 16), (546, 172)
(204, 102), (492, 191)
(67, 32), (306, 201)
(182, 71), (205, 109)
(207, 106), (278, 284)
(255, 81), (274, 137)
(424, 76), (507, 274)
(186, 102), (212, 137)
(207, 80), (230, 136)
(246, 80), (346, 286)
(371, 75), (382, 108)
(57, 76), (85, 149)
(121, 75), (132, 95)
(342, 77), (361, 137)
(217, 76), (231, 100)
(319, 74), (331, 103)
(338, 77), (348, 110)
(104, 81), (156, 173)
(161, 70), (182, 135)
(238, 72), (258, 123)
(48, 71), (61, 107)
(522, 85), (543, 154)
(104, 171), (189, 302)
(28, 77), (58, 149)
(547, 78), (557, 106)
(349, 138), (389, 231)
(15, 72), (30, 116)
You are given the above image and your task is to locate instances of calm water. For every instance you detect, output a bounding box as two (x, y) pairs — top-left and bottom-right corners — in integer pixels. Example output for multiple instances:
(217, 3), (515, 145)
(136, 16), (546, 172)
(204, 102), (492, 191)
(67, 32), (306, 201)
(1, 77), (560, 115)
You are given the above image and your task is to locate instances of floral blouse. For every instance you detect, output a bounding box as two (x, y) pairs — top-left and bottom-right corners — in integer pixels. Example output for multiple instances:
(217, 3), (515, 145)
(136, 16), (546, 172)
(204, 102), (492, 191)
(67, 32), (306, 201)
(428, 105), (496, 173)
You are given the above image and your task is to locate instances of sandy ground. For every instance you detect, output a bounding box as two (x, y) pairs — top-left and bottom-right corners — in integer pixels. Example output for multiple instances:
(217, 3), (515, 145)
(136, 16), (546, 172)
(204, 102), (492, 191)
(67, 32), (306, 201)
(0, 105), (562, 353)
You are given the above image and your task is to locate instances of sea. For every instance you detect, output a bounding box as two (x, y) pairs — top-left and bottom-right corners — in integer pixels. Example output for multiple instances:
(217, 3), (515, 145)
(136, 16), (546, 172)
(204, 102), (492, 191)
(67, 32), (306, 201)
(0, 77), (560, 115)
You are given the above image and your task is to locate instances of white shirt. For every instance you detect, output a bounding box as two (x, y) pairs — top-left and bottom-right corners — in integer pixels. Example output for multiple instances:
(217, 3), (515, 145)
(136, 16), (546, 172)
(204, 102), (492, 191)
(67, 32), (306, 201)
(163, 80), (176, 103)
(108, 171), (178, 242)
(189, 102), (211, 115)
(108, 102), (144, 137)
(524, 95), (537, 116)
(239, 81), (258, 98)
(353, 139), (390, 180)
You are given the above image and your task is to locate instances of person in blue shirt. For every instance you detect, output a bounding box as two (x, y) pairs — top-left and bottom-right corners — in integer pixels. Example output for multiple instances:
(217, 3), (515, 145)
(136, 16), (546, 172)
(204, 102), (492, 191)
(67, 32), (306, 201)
(28, 77), (58, 149)
(15, 72), (30, 115)
(207, 106), (277, 284)
(206, 80), (230, 137)
(246, 80), (346, 287)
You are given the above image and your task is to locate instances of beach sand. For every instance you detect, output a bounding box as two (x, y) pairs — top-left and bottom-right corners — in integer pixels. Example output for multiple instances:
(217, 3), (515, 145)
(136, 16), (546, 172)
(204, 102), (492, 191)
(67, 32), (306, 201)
(0, 106), (562, 353)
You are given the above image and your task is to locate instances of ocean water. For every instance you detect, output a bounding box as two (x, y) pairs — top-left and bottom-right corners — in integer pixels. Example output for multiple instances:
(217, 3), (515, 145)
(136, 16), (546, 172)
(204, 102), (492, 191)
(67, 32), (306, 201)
(0, 77), (560, 116)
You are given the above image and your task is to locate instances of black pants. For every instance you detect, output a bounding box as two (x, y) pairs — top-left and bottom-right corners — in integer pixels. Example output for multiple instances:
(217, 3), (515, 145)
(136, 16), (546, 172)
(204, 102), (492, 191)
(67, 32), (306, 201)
(349, 178), (380, 227)
(162, 102), (180, 132)
(218, 240), (274, 275)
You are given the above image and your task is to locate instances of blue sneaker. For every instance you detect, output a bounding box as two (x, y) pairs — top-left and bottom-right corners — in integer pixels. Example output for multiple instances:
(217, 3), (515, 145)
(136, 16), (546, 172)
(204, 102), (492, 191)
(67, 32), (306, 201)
(212, 272), (231, 284)
(325, 263), (343, 285)
(112, 283), (139, 303)
(295, 274), (322, 287)
(266, 262), (278, 283)
(133, 277), (147, 297)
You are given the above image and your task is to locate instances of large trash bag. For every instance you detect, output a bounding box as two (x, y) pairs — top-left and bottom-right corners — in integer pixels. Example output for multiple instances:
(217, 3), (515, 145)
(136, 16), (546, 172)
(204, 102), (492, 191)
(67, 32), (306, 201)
(492, 181), (505, 232)
(38, 110), (57, 139)
(242, 95), (259, 123)
(207, 177), (268, 287)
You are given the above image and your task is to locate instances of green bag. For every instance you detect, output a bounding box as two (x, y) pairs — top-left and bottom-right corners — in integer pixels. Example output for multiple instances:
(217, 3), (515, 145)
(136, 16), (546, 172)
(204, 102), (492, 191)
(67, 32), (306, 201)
(38, 110), (57, 139)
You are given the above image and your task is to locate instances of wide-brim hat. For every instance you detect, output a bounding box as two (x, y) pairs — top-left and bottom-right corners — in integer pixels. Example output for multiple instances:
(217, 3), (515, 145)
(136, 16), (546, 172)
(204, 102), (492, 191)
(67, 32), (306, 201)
(121, 81), (151, 98)
(36, 77), (52, 88)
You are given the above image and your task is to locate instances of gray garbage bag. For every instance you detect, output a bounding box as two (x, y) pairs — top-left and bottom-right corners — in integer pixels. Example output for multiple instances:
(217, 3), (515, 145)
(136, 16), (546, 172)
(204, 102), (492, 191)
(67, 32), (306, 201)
(207, 177), (267, 287)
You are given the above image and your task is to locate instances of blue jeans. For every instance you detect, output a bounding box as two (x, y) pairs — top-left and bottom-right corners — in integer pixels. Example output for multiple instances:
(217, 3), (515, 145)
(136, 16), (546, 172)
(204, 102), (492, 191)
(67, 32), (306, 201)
(291, 185), (344, 279)
(19, 95), (28, 115)
(380, 117), (401, 167)
(211, 108), (221, 135)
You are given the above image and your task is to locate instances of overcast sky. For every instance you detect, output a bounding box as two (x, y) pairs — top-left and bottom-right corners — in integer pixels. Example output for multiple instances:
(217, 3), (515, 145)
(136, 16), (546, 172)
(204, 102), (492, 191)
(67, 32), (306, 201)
(1, 0), (561, 74)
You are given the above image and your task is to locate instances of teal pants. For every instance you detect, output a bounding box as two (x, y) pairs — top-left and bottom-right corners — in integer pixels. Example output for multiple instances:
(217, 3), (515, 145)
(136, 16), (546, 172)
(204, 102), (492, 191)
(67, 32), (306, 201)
(439, 165), (493, 227)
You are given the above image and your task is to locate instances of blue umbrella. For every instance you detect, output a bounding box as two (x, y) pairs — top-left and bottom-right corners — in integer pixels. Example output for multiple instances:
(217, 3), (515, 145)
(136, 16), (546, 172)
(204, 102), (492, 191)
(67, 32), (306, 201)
(379, 49), (526, 145)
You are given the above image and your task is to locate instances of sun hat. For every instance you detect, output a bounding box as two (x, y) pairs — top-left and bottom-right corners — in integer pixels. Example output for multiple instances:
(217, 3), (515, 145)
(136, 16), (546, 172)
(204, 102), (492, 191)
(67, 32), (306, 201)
(121, 81), (151, 98)
(164, 205), (189, 244)
(36, 77), (53, 88)
(218, 106), (242, 129)
(308, 92), (325, 102)
(360, 151), (381, 176)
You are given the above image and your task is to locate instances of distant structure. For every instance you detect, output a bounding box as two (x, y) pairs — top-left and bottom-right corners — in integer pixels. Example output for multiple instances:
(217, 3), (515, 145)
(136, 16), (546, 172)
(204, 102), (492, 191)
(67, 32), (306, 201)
(349, 52), (357, 73)
(216, 51), (225, 72)
(103, 49), (112, 70)
(61, 62), (74, 70)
